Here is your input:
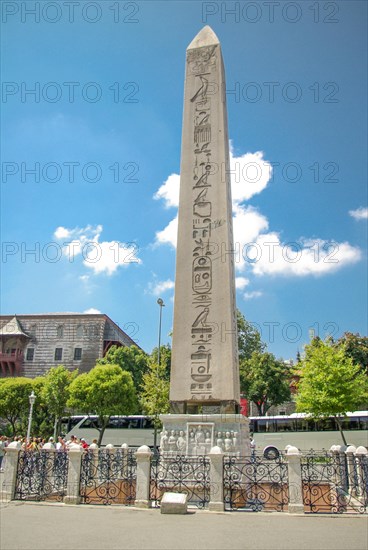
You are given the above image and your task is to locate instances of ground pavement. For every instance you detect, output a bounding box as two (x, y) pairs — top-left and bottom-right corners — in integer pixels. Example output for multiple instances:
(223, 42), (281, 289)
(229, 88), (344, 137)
(1, 499), (367, 550)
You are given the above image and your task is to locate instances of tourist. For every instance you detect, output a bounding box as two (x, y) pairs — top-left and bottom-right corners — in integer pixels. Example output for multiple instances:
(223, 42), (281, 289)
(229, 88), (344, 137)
(56, 436), (67, 451)
(0, 436), (5, 470)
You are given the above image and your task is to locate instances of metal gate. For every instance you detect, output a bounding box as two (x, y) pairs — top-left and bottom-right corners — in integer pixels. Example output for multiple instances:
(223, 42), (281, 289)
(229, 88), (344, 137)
(150, 453), (210, 509)
(223, 454), (289, 512)
(301, 450), (368, 514)
(14, 450), (68, 502)
(80, 448), (136, 505)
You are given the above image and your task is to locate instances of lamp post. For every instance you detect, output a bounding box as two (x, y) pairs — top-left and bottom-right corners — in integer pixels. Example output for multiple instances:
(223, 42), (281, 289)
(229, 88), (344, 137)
(154, 298), (165, 453)
(157, 298), (165, 368)
(26, 390), (36, 445)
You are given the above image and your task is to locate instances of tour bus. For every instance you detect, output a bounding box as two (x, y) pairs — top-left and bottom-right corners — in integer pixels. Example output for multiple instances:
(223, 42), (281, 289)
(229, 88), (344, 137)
(61, 411), (368, 455)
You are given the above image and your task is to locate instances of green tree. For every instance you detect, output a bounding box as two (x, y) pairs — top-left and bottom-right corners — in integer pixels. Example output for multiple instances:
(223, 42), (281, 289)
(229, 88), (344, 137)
(296, 339), (368, 444)
(140, 359), (170, 450)
(150, 344), (172, 380)
(42, 365), (77, 438)
(0, 378), (33, 435)
(237, 309), (265, 362)
(67, 364), (137, 446)
(335, 332), (368, 375)
(240, 351), (291, 416)
(97, 345), (149, 391)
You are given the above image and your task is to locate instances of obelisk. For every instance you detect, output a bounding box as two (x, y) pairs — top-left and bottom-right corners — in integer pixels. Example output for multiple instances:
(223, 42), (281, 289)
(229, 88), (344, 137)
(160, 26), (249, 456)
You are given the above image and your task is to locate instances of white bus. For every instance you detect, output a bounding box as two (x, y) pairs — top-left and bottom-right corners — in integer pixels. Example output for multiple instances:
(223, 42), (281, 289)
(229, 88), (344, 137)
(61, 411), (368, 454)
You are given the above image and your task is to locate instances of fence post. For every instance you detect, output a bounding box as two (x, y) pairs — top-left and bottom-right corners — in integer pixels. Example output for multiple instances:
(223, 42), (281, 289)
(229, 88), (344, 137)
(64, 444), (83, 504)
(208, 446), (224, 512)
(345, 445), (357, 497)
(0, 441), (21, 501)
(135, 445), (152, 508)
(354, 446), (368, 504)
(286, 446), (304, 514)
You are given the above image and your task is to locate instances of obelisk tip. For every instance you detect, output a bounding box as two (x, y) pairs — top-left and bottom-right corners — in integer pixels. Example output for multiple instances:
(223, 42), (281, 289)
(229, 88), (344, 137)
(187, 25), (220, 50)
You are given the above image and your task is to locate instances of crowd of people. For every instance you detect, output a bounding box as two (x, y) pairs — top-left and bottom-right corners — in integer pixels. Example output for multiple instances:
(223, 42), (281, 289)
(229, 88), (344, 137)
(0, 434), (99, 470)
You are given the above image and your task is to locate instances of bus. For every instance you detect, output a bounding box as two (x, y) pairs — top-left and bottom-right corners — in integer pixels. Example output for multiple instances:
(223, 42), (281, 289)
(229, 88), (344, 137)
(61, 411), (368, 454)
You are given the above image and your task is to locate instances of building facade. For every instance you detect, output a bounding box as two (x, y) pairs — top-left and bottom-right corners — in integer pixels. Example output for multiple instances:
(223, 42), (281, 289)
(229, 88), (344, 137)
(0, 313), (139, 378)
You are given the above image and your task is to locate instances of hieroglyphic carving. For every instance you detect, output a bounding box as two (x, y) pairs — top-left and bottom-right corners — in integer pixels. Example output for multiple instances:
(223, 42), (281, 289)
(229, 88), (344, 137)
(187, 44), (219, 401)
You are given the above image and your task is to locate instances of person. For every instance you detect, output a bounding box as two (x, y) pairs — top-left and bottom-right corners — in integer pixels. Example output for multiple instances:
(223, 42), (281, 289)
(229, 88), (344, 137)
(56, 436), (66, 451)
(250, 434), (256, 458)
(0, 436), (5, 471)
(80, 438), (89, 449)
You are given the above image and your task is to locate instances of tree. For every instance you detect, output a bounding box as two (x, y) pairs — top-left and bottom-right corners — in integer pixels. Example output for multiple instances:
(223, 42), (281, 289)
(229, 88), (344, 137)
(0, 378), (33, 435)
(240, 351), (291, 416)
(335, 332), (368, 375)
(42, 365), (77, 438)
(67, 364), (137, 446)
(150, 344), (172, 380)
(296, 339), (368, 444)
(237, 309), (265, 362)
(97, 345), (149, 391)
(140, 359), (170, 450)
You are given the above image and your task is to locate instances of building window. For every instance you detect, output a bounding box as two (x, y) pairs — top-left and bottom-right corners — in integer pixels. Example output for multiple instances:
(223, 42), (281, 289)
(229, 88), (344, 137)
(76, 325), (83, 338)
(54, 348), (63, 361)
(30, 325), (37, 342)
(74, 348), (82, 360)
(56, 325), (64, 338)
(26, 348), (34, 361)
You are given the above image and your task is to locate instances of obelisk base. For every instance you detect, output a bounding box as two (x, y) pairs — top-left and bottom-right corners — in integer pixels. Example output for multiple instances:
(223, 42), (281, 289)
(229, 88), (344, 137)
(159, 414), (250, 456)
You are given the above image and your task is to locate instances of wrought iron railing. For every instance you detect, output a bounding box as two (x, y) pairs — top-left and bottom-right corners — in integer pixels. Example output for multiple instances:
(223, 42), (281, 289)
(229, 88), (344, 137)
(223, 454), (289, 512)
(301, 450), (367, 514)
(14, 450), (68, 501)
(79, 448), (136, 505)
(150, 453), (210, 509)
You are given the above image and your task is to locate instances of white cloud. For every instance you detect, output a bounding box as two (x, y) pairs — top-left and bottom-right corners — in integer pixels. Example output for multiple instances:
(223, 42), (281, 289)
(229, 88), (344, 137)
(235, 277), (250, 289)
(243, 291), (263, 300)
(54, 224), (141, 275)
(54, 226), (71, 240)
(154, 173), (180, 208)
(155, 215), (178, 248)
(349, 207), (368, 221)
(153, 144), (362, 282)
(83, 308), (101, 314)
(250, 235), (362, 277)
(148, 279), (175, 296)
(230, 148), (272, 204)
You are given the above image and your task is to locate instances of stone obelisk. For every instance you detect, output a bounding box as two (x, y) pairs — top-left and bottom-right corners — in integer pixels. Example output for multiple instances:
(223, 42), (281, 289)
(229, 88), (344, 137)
(160, 26), (249, 456)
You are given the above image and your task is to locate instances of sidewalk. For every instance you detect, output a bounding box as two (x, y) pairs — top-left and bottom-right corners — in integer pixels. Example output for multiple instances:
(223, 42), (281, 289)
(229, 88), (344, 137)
(1, 500), (367, 550)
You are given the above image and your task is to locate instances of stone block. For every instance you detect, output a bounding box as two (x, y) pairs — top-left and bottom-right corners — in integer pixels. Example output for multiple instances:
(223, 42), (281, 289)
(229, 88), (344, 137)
(160, 492), (188, 514)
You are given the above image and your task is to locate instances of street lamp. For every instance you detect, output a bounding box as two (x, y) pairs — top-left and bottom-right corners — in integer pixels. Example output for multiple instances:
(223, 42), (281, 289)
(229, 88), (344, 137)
(157, 298), (165, 368)
(154, 298), (165, 453)
(26, 390), (36, 445)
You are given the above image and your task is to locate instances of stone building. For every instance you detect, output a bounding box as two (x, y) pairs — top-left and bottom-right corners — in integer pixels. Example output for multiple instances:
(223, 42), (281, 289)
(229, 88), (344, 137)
(0, 313), (139, 378)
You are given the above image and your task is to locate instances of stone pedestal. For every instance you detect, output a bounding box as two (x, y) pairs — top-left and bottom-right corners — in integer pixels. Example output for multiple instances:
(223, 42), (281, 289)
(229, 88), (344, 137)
(159, 414), (250, 456)
(135, 445), (153, 509)
(1, 444), (20, 501)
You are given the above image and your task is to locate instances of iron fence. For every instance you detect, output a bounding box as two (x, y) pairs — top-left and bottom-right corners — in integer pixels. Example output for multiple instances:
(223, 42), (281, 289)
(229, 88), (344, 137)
(14, 450), (68, 501)
(79, 448), (136, 505)
(150, 453), (210, 509)
(301, 450), (367, 514)
(223, 454), (289, 512)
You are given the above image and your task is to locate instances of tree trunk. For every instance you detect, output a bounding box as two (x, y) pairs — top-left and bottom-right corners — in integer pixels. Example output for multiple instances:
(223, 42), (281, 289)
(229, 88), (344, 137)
(255, 402), (263, 416)
(97, 417), (110, 447)
(334, 416), (347, 446)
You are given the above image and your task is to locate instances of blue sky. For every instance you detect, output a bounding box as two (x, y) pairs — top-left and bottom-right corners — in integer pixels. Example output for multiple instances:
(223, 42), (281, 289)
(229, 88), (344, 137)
(1, 1), (367, 360)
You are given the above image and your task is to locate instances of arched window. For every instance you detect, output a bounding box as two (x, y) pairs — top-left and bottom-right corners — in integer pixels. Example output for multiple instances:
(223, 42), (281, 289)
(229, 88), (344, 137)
(76, 325), (83, 338)
(56, 325), (64, 339)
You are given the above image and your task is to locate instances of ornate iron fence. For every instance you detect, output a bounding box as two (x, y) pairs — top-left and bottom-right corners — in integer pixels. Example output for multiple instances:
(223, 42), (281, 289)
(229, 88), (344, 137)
(301, 450), (367, 514)
(150, 453), (210, 509)
(79, 448), (136, 505)
(14, 450), (68, 501)
(223, 454), (289, 512)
